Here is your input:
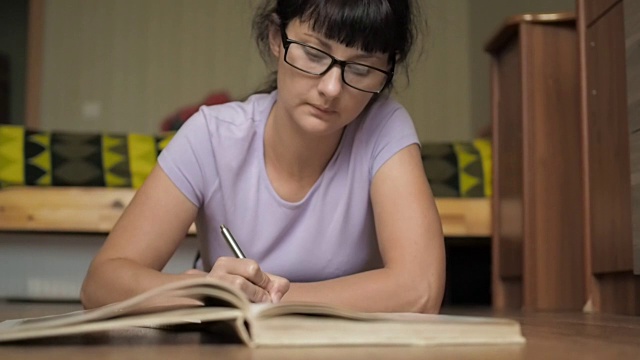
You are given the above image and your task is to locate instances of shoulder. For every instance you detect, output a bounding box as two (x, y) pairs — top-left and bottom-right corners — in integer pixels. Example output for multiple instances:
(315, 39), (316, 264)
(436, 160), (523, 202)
(366, 96), (409, 119)
(157, 92), (275, 204)
(357, 96), (415, 136)
(348, 96), (419, 178)
(160, 91), (276, 161)
(353, 96), (416, 145)
(199, 91), (275, 130)
(203, 91), (275, 122)
(174, 91), (275, 143)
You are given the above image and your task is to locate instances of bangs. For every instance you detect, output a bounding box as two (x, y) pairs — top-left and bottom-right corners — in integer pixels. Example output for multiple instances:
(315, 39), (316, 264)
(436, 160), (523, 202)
(291, 0), (397, 55)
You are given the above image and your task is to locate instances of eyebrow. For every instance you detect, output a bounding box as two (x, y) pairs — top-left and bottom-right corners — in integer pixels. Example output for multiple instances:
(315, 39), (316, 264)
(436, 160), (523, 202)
(303, 32), (383, 62)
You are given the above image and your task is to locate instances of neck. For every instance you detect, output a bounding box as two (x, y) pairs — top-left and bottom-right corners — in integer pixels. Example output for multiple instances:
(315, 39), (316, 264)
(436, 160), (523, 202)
(264, 104), (343, 181)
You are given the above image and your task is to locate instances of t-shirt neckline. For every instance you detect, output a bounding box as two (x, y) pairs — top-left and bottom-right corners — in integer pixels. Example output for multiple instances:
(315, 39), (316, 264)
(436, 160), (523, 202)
(257, 91), (347, 209)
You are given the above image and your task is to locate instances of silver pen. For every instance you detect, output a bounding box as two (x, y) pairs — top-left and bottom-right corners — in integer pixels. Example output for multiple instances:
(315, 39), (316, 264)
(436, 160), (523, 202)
(220, 224), (246, 259)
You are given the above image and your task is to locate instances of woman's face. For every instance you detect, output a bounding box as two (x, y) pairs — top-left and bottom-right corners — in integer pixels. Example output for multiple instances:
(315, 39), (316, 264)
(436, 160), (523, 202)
(269, 19), (390, 137)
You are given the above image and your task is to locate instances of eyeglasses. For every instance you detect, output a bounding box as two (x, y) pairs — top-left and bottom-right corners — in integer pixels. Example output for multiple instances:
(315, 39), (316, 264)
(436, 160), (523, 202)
(280, 29), (394, 94)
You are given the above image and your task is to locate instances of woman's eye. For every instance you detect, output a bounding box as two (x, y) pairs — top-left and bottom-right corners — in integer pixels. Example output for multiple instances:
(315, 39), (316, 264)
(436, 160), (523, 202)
(348, 64), (371, 77)
(303, 47), (326, 62)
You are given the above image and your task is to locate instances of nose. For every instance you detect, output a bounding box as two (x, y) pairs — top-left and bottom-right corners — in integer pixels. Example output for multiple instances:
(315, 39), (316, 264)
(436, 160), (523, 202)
(317, 65), (343, 98)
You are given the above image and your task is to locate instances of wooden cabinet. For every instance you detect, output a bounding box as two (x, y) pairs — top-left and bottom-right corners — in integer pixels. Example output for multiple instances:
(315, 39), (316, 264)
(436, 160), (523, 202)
(582, 0), (620, 24)
(486, 14), (586, 311)
(628, 0), (640, 276)
(487, 2), (640, 315)
(577, 0), (640, 314)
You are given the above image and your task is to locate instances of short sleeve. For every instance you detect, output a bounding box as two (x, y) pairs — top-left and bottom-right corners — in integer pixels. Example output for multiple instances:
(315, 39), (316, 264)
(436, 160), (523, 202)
(368, 103), (420, 179)
(157, 107), (215, 207)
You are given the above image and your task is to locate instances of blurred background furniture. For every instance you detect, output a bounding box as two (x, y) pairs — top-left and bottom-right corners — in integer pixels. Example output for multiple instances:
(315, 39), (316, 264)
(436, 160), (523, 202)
(0, 54), (9, 124)
(486, 13), (585, 312)
(488, 0), (640, 315)
(627, 0), (640, 278)
(577, 0), (639, 314)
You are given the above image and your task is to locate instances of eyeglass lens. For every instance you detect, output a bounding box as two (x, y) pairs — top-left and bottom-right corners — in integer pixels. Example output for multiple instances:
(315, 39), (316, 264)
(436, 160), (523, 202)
(285, 43), (388, 93)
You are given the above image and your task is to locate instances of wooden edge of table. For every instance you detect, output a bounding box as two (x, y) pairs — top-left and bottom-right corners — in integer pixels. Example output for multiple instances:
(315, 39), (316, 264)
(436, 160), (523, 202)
(0, 187), (492, 237)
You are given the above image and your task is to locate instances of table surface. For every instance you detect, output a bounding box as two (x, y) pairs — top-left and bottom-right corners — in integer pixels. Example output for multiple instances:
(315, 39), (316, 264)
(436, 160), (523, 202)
(0, 302), (639, 359)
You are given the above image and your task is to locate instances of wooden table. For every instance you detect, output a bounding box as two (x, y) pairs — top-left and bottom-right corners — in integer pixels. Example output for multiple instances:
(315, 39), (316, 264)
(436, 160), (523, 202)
(1, 302), (639, 359)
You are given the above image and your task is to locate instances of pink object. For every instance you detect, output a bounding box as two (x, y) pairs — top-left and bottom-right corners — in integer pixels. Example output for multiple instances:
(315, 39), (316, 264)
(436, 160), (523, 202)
(161, 91), (232, 131)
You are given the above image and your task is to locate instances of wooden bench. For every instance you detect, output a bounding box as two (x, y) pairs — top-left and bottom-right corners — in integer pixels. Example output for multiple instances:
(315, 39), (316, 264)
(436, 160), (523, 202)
(0, 187), (491, 237)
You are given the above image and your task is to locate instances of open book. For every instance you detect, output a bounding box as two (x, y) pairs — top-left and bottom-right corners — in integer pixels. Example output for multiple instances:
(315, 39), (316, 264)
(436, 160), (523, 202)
(0, 278), (525, 347)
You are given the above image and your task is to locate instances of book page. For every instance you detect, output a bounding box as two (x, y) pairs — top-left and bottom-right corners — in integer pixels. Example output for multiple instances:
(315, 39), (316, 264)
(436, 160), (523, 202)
(0, 307), (247, 343)
(0, 278), (248, 333)
(250, 301), (394, 321)
(252, 302), (520, 326)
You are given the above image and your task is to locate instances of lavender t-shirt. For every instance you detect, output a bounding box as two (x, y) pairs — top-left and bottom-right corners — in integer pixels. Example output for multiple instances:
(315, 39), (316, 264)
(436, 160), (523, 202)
(158, 91), (419, 282)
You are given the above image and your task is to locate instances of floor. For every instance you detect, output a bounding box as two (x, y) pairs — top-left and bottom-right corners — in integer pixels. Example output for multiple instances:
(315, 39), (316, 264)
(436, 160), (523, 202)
(1, 301), (640, 359)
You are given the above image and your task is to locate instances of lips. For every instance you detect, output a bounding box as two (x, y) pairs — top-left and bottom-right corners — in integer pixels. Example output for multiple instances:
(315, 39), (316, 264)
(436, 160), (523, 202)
(309, 104), (336, 114)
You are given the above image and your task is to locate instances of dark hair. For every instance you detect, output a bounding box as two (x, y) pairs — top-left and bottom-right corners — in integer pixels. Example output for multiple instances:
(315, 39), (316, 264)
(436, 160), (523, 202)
(252, 0), (425, 95)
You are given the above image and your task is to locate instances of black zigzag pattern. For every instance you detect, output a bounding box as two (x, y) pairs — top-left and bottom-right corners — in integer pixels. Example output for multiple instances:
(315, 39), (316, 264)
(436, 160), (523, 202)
(24, 130), (49, 185)
(421, 143), (460, 197)
(51, 133), (105, 186)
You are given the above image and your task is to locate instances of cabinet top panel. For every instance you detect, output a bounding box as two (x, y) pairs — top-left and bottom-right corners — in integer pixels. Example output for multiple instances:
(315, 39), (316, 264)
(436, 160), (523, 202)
(485, 12), (575, 53)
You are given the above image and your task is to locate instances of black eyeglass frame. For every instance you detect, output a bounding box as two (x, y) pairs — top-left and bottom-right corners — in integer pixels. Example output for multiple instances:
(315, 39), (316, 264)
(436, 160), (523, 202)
(280, 28), (395, 94)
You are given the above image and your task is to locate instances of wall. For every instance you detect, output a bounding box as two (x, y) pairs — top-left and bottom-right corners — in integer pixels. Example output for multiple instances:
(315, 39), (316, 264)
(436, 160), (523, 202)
(396, 0), (471, 141)
(35, 0), (589, 141)
(38, 0), (472, 142)
(467, 0), (575, 134)
(624, 0), (640, 274)
(40, 0), (263, 135)
(0, 0), (28, 124)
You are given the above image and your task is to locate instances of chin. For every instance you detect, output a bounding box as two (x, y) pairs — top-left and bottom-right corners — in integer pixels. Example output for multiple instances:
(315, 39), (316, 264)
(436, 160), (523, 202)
(298, 119), (339, 136)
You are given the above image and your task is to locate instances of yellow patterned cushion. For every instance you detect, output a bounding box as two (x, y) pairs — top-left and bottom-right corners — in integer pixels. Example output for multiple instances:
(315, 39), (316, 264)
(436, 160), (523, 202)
(421, 139), (492, 197)
(1, 125), (493, 197)
(0, 125), (174, 188)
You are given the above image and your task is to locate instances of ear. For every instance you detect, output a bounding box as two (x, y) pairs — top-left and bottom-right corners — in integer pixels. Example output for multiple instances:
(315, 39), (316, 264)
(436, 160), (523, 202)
(268, 24), (282, 58)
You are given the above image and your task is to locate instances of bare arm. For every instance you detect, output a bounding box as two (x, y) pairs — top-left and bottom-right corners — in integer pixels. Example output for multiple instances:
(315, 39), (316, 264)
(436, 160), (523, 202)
(281, 144), (446, 313)
(81, 166), (288, 309)
(80, 166), (201, 308)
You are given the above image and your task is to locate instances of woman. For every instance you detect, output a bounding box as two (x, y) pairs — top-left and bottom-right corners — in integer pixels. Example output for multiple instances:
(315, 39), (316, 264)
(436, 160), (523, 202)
(81, 0), (445, 314)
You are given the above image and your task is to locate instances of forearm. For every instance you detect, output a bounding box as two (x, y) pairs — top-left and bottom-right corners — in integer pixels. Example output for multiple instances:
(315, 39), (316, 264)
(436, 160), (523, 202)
(80, 258), (199, 309)
(281, 267), (443, 314)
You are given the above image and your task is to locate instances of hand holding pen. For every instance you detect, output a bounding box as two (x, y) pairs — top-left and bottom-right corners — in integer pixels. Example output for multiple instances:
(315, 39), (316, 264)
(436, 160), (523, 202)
(210, 224), (289, 303)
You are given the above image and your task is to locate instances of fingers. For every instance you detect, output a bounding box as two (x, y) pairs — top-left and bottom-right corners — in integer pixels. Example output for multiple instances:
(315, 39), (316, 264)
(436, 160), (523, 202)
(266, 274), (290, 303)
(208, 257), (289, 303)
(226, 272), (273, 303)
